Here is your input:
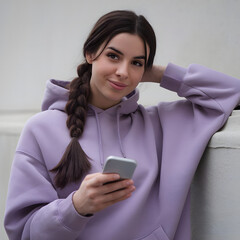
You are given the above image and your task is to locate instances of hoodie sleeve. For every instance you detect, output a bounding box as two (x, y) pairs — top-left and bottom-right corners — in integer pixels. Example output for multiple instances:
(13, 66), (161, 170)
(4, 117), (91, 240)
(161, 63), (240, 122)
(156, 63), (240, 239)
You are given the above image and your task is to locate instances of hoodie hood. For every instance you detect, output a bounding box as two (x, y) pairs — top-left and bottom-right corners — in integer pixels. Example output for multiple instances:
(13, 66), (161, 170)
(41, 79), (140, 114)
(41, 80), (69, 112)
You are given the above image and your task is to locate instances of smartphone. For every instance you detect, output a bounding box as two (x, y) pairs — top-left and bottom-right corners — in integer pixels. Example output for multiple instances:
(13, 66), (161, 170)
(103, 156), (137, 179)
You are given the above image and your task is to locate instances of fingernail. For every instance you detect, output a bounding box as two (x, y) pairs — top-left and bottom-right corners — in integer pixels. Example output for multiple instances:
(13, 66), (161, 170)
(114, 174), (120, 180)
(130, 186), (136, 191)
(126, 180), (133, 186)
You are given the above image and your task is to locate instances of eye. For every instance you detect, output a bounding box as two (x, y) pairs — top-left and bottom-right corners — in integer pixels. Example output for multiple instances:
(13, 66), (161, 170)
(107, 53), (119, 60)
(132, 60), (143, 67)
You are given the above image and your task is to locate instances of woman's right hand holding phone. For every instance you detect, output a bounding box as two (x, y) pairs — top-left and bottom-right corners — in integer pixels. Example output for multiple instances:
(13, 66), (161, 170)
(72, 173), (136, 216)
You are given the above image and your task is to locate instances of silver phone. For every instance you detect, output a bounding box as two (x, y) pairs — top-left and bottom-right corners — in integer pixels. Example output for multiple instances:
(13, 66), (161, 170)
(103, 156), (137, 179)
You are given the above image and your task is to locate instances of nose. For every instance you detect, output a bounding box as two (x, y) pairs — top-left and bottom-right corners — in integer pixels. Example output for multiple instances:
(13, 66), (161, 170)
(115, 62), (128, 80)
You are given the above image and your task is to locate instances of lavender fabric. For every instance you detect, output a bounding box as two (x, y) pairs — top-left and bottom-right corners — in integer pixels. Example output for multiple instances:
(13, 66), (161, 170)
(4, 63), (240, 240)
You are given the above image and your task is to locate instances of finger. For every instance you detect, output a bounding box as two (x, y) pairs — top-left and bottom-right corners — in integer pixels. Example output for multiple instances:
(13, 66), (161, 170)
(85, 190), (133, 214)
(108, 191), (133, 203)
(84, 172), (101, 180)
(101, 179), (134, 194)
(89, 173), (121, 187)
(101, 192), (133, 210)
(100, 185), (136, 203)
(91, 186), (135, 212)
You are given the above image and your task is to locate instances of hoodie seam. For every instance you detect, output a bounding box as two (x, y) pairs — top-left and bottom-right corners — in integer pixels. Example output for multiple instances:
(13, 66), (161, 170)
(180, 82), (227, 126)
(56, 201), (81, 234)
(16, 149), (42, 163)
(133, 224), (170, 240)
(15, 150), (52, 182)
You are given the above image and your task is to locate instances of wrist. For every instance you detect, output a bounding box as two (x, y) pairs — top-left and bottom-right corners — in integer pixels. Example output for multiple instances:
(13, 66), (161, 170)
(153, 65), (166, 83)
(72, 191), (94, 217)
(72, 191), (86, 215)
(141, 65), (166, 83)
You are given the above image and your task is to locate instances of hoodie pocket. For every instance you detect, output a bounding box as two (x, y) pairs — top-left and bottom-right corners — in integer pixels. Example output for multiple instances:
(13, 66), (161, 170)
(135, 225), (170, 240)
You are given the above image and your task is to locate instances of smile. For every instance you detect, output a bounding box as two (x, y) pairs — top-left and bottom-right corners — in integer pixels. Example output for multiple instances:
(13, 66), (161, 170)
(108, 80), (128, 90)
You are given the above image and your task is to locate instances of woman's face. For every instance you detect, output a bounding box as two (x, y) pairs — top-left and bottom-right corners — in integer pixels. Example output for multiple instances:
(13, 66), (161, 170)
(86, 33), (149, 109)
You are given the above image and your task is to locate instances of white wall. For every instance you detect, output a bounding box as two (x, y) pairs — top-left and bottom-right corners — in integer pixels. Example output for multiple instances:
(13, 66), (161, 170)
(191, 110), (240, 240)
(1, 0), (240, 111)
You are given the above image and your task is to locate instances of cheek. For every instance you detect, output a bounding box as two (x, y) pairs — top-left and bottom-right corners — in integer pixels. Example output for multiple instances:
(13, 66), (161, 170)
(132, 71), (144, 85)
(94, 61), (115, 77)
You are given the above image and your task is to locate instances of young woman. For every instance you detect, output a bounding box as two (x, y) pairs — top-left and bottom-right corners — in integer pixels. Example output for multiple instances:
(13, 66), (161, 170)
(4, 10), (240, 240)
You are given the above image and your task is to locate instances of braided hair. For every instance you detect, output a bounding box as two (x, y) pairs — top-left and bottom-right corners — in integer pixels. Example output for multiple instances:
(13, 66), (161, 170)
(50, 62), (91, 188)
(50, 10), (156, 188)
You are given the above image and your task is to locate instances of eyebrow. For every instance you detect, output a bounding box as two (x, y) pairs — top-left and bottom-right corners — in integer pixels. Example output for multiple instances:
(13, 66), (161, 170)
(107, 47), (146, 60)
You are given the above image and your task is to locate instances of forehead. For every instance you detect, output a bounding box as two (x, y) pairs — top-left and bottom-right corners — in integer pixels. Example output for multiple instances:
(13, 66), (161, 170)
(104, 33), (146, 57)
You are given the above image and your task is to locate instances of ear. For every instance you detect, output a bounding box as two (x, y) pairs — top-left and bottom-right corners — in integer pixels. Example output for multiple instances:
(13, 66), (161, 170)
(85, 52), (94, 64)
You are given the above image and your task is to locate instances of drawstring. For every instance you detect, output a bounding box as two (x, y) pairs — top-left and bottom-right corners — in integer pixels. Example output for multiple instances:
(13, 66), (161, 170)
(92, 105), (127, 167)
(117, 107), (126, 158)
(93, 109), (104, 167)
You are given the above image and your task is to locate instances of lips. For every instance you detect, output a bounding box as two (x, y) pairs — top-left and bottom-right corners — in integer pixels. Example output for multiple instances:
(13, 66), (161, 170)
(108, 80), (128, 90)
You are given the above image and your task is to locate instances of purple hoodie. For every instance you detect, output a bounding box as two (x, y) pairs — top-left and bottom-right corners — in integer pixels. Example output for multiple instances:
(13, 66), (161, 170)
(4, 63), (240, 240)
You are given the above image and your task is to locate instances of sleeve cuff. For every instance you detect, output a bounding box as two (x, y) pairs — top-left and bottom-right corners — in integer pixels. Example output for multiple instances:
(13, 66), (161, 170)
(160, 63), (187, 94)
(57, 192), (92, 232)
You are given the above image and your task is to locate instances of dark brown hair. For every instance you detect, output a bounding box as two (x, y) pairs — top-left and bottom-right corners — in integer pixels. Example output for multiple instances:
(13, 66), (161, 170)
(50, 10), (156, 188)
